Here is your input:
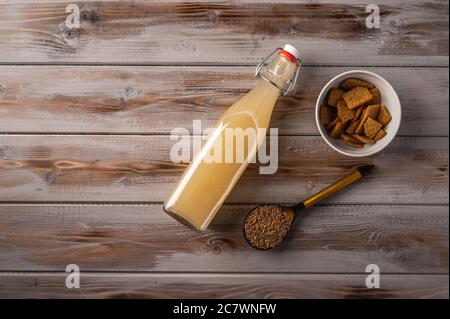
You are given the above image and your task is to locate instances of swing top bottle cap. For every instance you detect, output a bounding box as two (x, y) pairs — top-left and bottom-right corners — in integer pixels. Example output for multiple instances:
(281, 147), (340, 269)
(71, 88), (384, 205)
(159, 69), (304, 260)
(280, 44), (301, 62)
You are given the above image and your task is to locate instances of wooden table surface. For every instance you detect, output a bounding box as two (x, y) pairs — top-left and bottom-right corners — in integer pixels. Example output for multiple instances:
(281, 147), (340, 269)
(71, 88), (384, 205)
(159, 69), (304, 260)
(0, 0), (448, 299)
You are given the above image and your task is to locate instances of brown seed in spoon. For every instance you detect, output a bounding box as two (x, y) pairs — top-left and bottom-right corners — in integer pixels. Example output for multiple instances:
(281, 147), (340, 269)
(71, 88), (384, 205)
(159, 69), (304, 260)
(244, 204), (295, 250)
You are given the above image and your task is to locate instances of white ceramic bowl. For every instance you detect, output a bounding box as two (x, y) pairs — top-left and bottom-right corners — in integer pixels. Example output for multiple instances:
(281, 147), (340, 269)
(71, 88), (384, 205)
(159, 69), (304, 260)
(315, 70), (401, 157)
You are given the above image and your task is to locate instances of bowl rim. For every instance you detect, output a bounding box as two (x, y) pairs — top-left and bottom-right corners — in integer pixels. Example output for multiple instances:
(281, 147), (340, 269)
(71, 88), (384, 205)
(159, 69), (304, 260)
(315, 69), (402, 157)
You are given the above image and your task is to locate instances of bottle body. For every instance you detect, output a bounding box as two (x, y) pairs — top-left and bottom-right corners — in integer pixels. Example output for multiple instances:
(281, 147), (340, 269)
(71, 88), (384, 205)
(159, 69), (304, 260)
(164, 50), (299, 231)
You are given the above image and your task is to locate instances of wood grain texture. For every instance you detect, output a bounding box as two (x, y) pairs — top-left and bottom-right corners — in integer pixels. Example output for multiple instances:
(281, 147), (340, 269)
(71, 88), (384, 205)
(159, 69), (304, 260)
(0, 135), (447, 204)
(0, 0), (448, 300)
(0, 66), (448, 136)
(0, 273), (447, 299)
(0, 204), (447, 273)
(0, 1), (447, 65)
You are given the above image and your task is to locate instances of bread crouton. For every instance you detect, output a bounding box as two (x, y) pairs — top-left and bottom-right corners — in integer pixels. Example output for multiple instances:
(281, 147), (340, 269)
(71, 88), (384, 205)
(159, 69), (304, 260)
(369, 88), (381, 105)
(364, 118), (383, 139)
(342, 87), (373, 109)
(340, 137), (364, 148)
(327, 88), (345, 107)
(341, 133), (363, 145)
(346, 120), (359, 135)
(337, 99), (354, 123)
(377, 105), (392, 126)
(330, 121), (346, 139)
(355, 105), (380, 134)
(326, 118), (338, 131)
(352, 107), (363, 123)
(374, 129), (386, 141)
(340, 78), (375, 90)
(320, 105), (337, 125)
(352, 134), (375, 144)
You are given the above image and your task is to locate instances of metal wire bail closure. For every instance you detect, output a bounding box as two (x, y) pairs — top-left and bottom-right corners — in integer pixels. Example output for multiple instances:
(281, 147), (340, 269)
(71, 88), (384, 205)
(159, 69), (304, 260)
(255, 47), (301, 96)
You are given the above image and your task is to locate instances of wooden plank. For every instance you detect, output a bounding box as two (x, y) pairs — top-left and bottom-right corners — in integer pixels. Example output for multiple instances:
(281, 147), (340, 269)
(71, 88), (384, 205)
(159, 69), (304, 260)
(0, 135), (447, 204)
(0, 1), (447, 66)
(0, 273), (447, 298)
(0, 66), (447, 136)
(0, 204), (447, 273)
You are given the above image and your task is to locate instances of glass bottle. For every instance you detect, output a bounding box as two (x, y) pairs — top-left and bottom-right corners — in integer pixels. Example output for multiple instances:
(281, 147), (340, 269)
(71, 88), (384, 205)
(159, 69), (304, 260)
(164, 44), (301, 231)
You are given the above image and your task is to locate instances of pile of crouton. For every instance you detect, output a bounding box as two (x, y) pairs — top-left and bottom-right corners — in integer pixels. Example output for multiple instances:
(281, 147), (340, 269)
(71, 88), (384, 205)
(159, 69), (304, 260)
(320, 78), (392, 148)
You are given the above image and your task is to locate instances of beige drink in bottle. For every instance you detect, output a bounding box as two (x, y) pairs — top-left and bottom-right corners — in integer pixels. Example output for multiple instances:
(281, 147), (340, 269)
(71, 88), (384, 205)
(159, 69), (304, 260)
(164, 45), (301, 231)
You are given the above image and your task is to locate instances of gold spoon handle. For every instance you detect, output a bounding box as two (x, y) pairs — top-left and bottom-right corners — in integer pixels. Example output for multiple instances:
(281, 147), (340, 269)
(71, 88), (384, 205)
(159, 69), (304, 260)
(299, 165), (375, 209)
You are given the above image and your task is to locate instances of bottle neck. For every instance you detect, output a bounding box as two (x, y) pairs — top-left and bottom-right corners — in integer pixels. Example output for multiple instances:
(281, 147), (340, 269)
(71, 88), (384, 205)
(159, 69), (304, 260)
(257, 53), (298, 95)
